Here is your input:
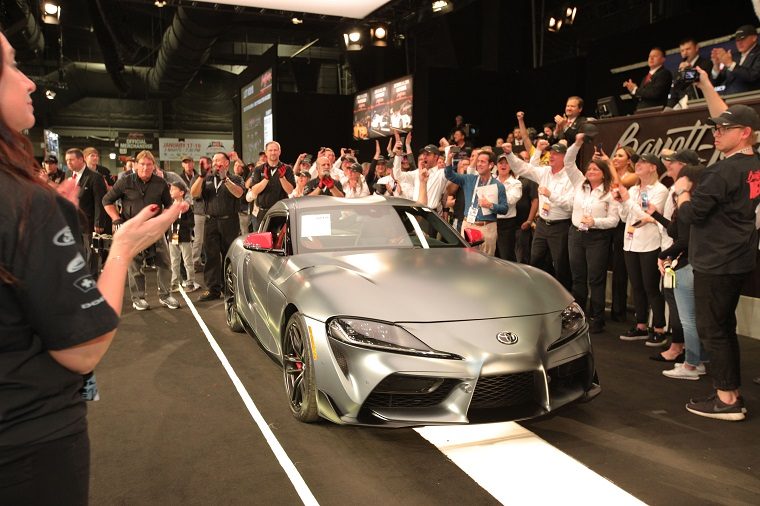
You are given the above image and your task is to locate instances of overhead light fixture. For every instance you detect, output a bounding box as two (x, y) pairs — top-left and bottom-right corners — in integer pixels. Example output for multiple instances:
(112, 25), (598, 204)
(42, 2), (61, 25)
(432, 1), (452, 14)
(565, 6), (577, 25)
(45, 89), (56, 100)
(291, 17), (303, 24)
(109, 153), (117, 160)
(548, 16), (564, 32)
(343, 29), (363, 51)
(371, 24), (388, 47)
(154, 0), (167, 7)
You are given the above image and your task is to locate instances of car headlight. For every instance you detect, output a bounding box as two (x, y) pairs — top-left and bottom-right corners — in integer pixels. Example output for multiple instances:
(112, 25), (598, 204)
(327, 318), (461, 360)
(548, 302), (588, 351)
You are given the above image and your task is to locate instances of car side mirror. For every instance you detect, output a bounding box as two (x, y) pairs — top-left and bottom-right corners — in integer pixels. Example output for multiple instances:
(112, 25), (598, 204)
(243, 232), (273, 251)
(463, 228), (485, 247)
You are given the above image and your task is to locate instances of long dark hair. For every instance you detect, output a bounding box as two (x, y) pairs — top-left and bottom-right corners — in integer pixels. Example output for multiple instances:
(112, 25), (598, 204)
(584, 159), (613, 195)
(0, 30), (51, 284)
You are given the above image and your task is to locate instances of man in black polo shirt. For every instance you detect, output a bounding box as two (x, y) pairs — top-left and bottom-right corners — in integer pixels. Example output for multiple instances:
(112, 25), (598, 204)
(190, 152), (245, 301)
(248, 141), (296, 220)
(103, 150), (179, 311)
(304, 156), (344, 197)
(43, 154), (66, 186)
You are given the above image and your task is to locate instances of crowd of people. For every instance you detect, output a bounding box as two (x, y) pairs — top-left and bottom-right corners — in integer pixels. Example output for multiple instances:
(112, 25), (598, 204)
(3, 22), (760, 505)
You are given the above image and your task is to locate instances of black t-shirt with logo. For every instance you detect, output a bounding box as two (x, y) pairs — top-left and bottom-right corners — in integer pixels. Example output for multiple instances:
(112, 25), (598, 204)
(250, 163), (296, 210)
(304, 177), (344, 196)
(0, 176), (119, 447)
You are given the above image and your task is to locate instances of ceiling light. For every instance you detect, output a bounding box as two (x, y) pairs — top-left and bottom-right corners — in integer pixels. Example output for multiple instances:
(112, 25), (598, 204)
(45, 89), (56, 100)
(154, 0), (167, 7)
(343, 29), (363, 51)
(109, 153), (117, 160)
(432, 1), (452, 14)
(42, 2), (61, 24)
(291, 17), (303, 24)
(371, 24), (388, 47)
(44, 2), (59, 15)
(348, 31), (361, 43)
(565, 6), (577, 25)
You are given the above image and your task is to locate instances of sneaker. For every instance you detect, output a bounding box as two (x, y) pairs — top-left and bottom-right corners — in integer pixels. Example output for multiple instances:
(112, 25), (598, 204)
(183, 282), (201, 293)
(645, 331), (669, 347)
(197, 290), (221, 302)
(674, 362), (706, 375)
(132, 298), (150, 311)
(686, 394), (746, 421)
(159, 295), (180, 309)
(620, 326), (649, 341)
(663, 365), (701, 380)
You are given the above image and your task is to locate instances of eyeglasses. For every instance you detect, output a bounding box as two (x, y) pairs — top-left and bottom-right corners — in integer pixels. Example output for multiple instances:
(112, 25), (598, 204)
(711, 125), (745, 135)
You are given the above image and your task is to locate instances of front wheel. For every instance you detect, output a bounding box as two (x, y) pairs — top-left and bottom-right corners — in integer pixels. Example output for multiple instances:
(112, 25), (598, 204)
(224, 262), (244, 333)
(282, 313), (320, 422)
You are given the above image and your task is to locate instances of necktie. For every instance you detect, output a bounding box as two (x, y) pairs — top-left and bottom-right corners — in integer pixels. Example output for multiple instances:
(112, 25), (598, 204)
(642, 73), (652, 86)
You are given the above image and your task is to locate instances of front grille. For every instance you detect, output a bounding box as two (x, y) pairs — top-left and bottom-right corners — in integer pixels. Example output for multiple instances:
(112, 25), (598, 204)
(470, 372), (535, 409)
(363, 376), (458, 409)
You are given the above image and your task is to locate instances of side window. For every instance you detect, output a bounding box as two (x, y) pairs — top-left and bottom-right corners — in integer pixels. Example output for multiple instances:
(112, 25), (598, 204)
(264, 215), (291, 254)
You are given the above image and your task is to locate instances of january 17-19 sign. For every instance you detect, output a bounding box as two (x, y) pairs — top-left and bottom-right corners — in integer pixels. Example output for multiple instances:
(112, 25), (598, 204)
(353, 75), (413, 140)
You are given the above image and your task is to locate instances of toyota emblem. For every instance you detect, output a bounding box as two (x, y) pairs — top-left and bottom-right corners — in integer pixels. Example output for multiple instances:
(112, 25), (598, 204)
(496, 331), (518, 345)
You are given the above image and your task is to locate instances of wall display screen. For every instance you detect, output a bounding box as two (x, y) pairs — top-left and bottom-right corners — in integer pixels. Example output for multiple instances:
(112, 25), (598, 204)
(241, 68), (274, 164)
(353, 75), (412, 140)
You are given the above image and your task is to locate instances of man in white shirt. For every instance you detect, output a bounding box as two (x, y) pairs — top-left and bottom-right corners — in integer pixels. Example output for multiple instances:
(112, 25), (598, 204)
(503, 140), (576, 290)
(393, 144), (448, 212)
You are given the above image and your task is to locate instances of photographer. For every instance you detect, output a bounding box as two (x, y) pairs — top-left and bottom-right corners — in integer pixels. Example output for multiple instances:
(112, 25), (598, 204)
(103, 150), (178, 311)
(667, 37), (713, 108)
(304, 156), (344, 197)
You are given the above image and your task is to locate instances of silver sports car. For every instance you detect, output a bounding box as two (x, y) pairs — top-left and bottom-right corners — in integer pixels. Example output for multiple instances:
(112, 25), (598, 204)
(224, 196), (599, 427)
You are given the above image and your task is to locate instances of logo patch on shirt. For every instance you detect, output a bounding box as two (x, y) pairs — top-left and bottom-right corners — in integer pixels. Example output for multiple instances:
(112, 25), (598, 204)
(748, 169), (760, 199)
(53, 226), (75, 246)
(74, 275), (97, 293)
(67, 253), (86, 273)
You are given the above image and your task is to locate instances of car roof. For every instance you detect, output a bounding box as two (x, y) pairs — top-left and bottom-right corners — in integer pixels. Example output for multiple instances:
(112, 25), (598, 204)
(271, 195), (422, 213)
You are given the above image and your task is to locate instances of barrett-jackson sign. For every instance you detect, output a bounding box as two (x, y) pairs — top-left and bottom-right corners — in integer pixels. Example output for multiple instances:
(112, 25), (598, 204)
(591, 99), (760, 299)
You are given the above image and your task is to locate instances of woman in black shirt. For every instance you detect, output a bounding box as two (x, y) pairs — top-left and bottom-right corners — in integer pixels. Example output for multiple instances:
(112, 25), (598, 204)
(0, 31), (186, 505)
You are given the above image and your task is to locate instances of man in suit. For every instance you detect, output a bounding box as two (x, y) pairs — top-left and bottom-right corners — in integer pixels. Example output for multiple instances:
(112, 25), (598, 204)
(711, 24), (760, 95)
(624, 47), (673, 112)
(553, 96), (587, 143)
(64, 148), (110, 279)
(667, 37), (713, 108)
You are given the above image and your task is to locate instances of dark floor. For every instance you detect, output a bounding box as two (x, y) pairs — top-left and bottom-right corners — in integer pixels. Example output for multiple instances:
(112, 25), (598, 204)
(88, 291), (760, 505)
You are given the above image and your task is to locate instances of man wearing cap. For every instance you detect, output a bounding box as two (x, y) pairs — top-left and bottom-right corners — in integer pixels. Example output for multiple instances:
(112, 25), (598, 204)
(180, 157), (196, 188)
(444, 150), (507, 256)
(624, 47), (673, 111)
(43, 155), (65, 186)
(504, 139), (576, 290)
(392, 143), (448, 211)
(304, 156), (344, 197)
(711, 25), (760, 95)
(674, 103), (760, 420)
(343, 163), (370, 198)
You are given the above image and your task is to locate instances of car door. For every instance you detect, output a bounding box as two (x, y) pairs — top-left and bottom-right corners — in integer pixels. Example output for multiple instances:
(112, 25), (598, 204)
(244, 213), (288, 353)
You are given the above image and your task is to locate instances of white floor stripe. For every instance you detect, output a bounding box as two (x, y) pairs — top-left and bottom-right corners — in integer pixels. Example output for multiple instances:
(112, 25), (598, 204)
(415, 422), (645, 506)
(179, 290), (319, 506)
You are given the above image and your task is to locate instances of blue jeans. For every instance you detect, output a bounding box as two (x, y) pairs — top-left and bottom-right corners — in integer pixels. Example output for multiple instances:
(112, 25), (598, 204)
(674, 264), (707, 366)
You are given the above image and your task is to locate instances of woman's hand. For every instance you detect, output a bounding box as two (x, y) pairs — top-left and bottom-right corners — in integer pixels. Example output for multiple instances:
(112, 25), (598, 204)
(56, 178), (79, 207)
(109, 202), (188, 259)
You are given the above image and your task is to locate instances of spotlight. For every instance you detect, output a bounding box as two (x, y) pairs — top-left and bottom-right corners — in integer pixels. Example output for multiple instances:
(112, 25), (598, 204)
(154, 0), (167, 7)
(344, 29), (363, 50)
(548, 17), (558, 32)
(432, 1), (452, 14)
(45, 89), (56, 100)
(565, 6), (577, 25)
(291, 17), (303, 25)
(109, 153), (117, 160)
(371, 24), (388, 47)
(42, 2), (61, 25)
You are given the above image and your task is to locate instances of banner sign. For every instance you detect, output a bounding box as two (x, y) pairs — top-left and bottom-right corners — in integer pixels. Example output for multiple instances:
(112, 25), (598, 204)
(158, 138), (235, 161)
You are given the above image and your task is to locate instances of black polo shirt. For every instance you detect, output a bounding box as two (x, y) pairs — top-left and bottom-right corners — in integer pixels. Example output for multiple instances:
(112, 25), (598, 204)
(250, 162), (296, 210)
(304, 177), (344, 196)
(200, 173), (245, 217)
(0, 177), (119, 446)
(102, 173), (172, 220)
(47, 169), (66, 185)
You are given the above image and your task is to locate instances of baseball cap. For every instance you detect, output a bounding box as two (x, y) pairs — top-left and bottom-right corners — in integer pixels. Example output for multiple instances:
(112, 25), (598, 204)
(349, 163), (363, 173)
(45, 154), (58, 163)
(731, 25), (758, 40)
(579, 122), (599, 140)
(497, 153), (509, 161)
(549, 143), (568, 154)
(707, 104), (760, 130)
(422, 144), (440, 155)
(639, 153), (667, 174)
(342, 154), (357, 163)
(375, 155), (387, 164)
(181, 156), (194, 163)
(661, 149), (700, 165)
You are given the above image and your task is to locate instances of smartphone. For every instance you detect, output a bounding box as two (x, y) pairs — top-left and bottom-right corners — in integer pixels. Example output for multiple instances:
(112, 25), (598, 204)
(596, 143), (604, 152)
(450, 146), (461, 154)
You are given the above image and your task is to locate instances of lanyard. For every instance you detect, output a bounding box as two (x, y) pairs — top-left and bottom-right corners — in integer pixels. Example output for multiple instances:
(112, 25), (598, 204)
(471, 176), (491, 208)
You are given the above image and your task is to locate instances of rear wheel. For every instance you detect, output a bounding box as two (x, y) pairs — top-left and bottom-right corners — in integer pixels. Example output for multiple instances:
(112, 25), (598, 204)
(224, 262), (244, 333)
(282, 313), (319, 422)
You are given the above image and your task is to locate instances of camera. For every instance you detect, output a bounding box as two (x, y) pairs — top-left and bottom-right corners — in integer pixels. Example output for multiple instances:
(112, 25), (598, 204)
(303, 155), (312, 163)
(374, 182), (388, 195)
(674, 67), (699, 88)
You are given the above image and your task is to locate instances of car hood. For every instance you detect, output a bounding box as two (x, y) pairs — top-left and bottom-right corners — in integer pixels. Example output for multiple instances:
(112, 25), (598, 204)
(283, 248), (572, 322)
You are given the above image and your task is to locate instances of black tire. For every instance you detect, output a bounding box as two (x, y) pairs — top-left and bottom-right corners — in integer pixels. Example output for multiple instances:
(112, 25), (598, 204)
(282, 313), (320, 422)
(224, 262), (244, 333)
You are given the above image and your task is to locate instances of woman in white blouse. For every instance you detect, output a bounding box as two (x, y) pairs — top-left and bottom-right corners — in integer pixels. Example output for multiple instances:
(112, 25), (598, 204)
(494, 154), (523, 261)
(565, 136), (620, 333)
(614, 154), (669, 345)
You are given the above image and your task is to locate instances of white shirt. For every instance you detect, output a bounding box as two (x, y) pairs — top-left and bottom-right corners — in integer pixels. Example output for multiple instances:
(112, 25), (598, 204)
(71, 169), (83, 185)
(343, 180), (370, 199)
(496, 175), (522, 219)
(619, 181), (669, 252)
(562, 142), (620, 229)
(506, 150), (575, 221)
(392, 155), (446, 209)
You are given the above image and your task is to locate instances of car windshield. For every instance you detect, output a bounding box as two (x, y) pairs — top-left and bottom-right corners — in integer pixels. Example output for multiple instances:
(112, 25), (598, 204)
(296, 205), (464, 253)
